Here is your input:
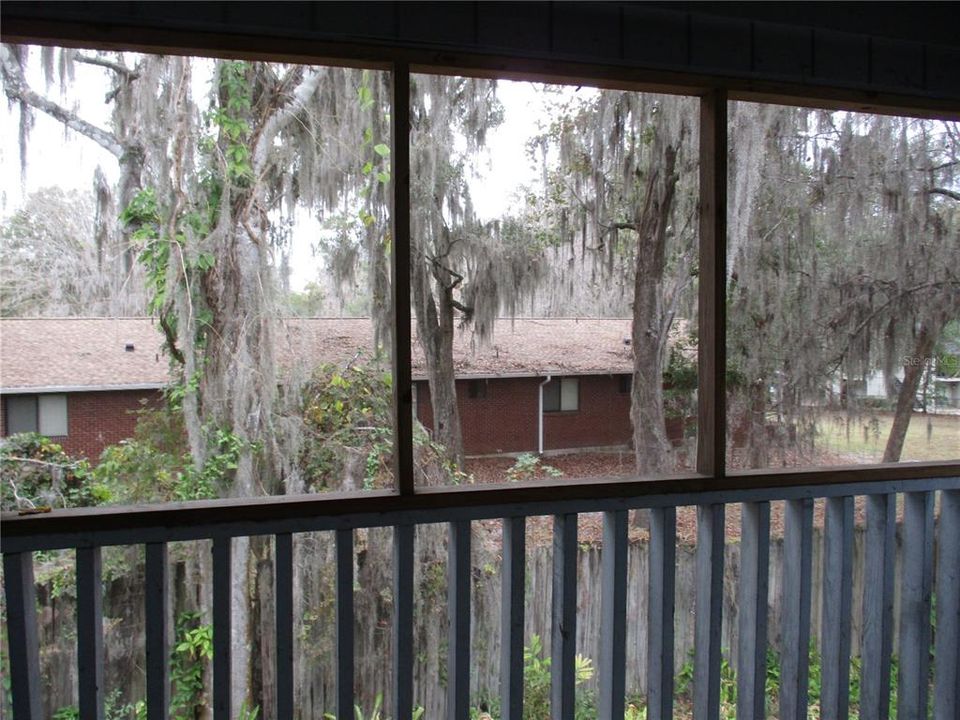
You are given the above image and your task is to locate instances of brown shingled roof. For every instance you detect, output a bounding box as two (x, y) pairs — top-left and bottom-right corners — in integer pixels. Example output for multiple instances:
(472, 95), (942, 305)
(0, 317), (169, 392)
(1, 317), (643, 391)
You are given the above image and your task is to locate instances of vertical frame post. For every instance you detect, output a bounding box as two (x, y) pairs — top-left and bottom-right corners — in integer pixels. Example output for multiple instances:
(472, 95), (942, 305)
(697, 88), (728, 478)
(391, 59), (414, 494)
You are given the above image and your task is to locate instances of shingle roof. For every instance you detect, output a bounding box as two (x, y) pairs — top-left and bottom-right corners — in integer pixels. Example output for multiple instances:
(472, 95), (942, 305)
(1, 316), (643, 392)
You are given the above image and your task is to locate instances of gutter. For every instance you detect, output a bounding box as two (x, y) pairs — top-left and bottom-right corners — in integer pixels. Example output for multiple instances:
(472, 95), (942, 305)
(538, 374), (552, 455)
(0, 383), (167, 395)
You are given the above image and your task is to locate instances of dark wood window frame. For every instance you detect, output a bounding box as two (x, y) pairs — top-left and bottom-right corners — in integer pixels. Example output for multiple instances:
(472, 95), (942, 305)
(0, 18), (955, 522)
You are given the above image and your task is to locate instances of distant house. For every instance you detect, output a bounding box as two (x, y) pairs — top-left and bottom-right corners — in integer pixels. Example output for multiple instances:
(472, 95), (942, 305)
(0, 317), (682, 459)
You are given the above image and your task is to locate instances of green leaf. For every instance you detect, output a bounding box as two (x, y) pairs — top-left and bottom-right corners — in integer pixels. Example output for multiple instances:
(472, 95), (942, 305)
(376, 171), (391, 184)
(373, 143), (391, 158)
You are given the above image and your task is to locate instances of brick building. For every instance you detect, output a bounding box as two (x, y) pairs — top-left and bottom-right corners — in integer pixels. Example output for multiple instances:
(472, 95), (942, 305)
(0, 316), (681, 459)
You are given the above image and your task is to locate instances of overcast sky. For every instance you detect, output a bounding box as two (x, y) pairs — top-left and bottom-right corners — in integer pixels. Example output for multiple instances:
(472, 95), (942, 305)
(0, 49), (591, 291)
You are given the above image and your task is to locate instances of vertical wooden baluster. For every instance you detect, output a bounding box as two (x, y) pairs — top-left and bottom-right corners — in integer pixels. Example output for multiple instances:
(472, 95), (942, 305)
(551, 513), (577, 720)
(694, 503), (725, 720)
(336, 529), (355, 719)
(599, 510), (627, 720)
(212, 537), (232, 720)
(3, 551), (42, 719)
(448, 520), (471, 719)
(737, 501), (770, 720)
(393, 524), (414, 720)
(898, 492), (934, 720)
(934, 490), (960, 720)
(501, 516), (526, 720)
(780, 498), (813, 720)
(861, 493), (896, 720)
(275, 533), (294, 720)
(77, 546), (104, 720)
(145, 542), (169, 720)
(821, 497), (854, 720)
(647, 506), (676, 720)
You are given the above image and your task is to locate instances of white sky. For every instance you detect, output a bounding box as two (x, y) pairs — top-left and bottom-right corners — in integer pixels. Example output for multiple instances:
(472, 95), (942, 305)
(0, 50), (590, 291)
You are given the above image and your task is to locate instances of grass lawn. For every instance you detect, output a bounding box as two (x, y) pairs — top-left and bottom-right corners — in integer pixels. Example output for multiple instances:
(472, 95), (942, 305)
(815, 410), (959, 463)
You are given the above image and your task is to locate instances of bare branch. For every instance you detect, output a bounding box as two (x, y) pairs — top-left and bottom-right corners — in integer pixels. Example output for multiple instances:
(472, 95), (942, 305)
(928, 187), (960, 202)
(73, 52), (139, 80)
(0, 44), (123, 158)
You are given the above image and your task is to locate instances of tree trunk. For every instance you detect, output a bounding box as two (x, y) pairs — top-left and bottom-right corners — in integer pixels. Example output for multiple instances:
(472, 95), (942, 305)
(882, 320), (939, 463)
(630, 134), (680, 476)
(411, 246), (466, 471)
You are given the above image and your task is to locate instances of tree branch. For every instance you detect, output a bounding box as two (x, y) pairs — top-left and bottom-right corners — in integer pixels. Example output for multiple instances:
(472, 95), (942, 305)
(0, 44), (123, 158)
(928, 187), (960, 202)
(73, 52), (139, 80)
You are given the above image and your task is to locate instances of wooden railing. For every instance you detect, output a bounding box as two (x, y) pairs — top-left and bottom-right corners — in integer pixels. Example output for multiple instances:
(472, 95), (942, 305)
(2, 469), (959, 720)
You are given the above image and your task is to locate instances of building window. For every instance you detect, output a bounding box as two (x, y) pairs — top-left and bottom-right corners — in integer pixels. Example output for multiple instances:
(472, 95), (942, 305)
(4, 394), (68, 436)
(467, 379), (487, 399)
(543, 377), (579, 412)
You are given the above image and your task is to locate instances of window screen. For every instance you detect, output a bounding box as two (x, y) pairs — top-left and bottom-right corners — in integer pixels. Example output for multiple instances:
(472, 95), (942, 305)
(38, 394), (68, 436)
(6, 396), (38, 434)
(543, 378), (578, 412)
(3, 395), (68, 436)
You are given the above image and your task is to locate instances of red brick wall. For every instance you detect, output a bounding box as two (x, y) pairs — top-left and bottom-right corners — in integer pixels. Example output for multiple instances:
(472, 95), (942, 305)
(1, 390), (163, 460)
(415, 375), (633, 455)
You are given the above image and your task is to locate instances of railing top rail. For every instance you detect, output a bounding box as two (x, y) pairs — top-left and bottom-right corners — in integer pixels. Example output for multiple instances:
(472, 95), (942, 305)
(1, 462), (958, 553)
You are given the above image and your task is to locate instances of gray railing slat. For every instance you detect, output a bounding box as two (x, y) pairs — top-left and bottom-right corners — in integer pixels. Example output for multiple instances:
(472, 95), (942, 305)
(934, 490), (960, 720)
(599, 510), (627, 720)
(694, 503), (724, 720)
(448, 520), (471, 719)
(821, 496), (854, 720)
(336, 529), (355, 719)
(551, 512), (577, 720)
(898, 491), (934, 720)
(861, 493), (896, 720)
(275, 533), (294, 720)
(500, 516), (526, 720)
(780, 498), (813, 720)
(77, 545), (104, 720)
(213, 537), (232, 720)
(647, 506), (676, 720)
(3, 552), (42, 719)
(737, 501), (770, 720)
(145, 542), (169, 720)
(393, 524), (414, 720)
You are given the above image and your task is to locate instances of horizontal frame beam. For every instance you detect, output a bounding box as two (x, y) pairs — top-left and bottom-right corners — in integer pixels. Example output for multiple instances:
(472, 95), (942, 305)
(2, 470), (958, 552)
(3, 16), (960, 120)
